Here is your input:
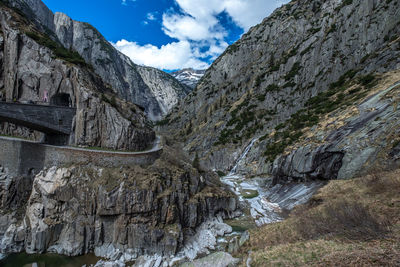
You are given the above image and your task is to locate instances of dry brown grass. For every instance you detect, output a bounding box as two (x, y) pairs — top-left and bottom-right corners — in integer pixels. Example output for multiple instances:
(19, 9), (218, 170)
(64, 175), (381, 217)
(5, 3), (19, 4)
(236, 169), (400, 266)
(295, 199), (388, 241)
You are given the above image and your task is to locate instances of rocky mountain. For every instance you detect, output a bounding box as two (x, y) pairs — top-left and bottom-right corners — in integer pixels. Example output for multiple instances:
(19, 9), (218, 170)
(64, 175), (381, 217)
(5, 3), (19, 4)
(0, 1), (154, 151)
(0, 1), (239, 264)
(1, 0), (400, 265)
(171, 68), (206, 89)
(8, 0), (188, 120)
(163, 0), (400, 179)
(0, 146), (237, 263)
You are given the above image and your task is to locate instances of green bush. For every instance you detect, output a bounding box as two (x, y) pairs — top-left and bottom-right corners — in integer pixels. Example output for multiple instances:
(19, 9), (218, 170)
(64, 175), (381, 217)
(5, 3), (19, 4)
(284, 62), (302, 81)
(326, 24), (337, 34)
(216, 171), (226, 177)
(263, 69), (373, 163)
(266, 84), (280, 92)
(257, 94), (266, 101)
(359, 74), (375, 87)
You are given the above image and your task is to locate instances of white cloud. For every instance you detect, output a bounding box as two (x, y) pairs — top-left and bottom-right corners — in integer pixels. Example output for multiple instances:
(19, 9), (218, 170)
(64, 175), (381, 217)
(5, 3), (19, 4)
(121, 0), (136, 6)
(113, 40), (210, 70)
(146, 12), (157, 21)
(168, 0), (288, 33)
(162, 13), (225, 41)
(115, 0), (289, 70)
(223, 0), (289, 30)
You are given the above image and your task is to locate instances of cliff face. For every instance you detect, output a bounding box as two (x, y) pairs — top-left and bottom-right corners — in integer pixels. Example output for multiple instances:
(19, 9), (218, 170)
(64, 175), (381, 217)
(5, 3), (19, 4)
(0, 2), (239, 262)
(0, 147), (237, 260)
(0, 2), (155, 151)
(163, 0), (400, 178)
(8, 0), (188, 120)
(137, 66), (191, 116)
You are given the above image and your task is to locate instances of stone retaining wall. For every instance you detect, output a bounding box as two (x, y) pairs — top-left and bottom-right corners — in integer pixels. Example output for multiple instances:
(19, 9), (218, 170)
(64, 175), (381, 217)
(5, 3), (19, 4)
(0, 137), (162, 176)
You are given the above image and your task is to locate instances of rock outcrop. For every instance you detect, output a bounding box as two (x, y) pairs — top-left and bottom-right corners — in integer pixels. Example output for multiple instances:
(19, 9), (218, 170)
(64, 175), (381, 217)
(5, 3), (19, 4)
(0, 2), (155, 150)
(271, 76), (400, 183)
(8, 0), (188, 120)
(137, 66), (191, 116)
(0, 147), (237, 261)
(163, 0), (400, 178)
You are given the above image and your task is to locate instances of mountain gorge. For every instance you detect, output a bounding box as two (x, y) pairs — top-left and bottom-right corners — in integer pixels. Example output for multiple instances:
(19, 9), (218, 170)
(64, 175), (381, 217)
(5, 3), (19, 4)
(0, 0), (400, 266)
(163, 0), (400, 178)
(8, 0), (188, 121)
(0, 1), (237, 265)
(0, 0), (155, 150)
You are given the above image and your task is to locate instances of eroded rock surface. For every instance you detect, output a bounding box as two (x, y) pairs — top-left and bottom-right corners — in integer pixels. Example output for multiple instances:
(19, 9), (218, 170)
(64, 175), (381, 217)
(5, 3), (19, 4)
(0, 147), (237, 262)
(269, 78), (400, 183)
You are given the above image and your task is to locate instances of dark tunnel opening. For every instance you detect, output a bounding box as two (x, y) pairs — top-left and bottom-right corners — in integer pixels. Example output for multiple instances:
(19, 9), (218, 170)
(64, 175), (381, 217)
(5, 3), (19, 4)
(50, 93), (72, 107)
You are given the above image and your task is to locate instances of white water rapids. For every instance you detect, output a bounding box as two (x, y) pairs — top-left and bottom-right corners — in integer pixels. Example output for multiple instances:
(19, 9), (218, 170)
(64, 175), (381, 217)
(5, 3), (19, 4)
(221, 138), (324, 227)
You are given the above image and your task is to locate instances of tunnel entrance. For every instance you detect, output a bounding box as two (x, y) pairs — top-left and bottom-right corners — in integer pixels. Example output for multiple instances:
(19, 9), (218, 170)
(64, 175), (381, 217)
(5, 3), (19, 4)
(50, 93), (71, 107)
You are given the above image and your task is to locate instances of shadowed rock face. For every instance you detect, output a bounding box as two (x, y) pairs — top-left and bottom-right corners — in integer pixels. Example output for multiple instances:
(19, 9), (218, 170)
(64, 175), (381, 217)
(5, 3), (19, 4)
(8, 0), (188, 121)
(271, 144), (344, 185)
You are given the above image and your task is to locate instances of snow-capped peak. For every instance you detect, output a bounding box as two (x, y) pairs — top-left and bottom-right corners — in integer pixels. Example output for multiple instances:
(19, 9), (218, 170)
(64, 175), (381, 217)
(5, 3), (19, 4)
(171, 68), (206, 89)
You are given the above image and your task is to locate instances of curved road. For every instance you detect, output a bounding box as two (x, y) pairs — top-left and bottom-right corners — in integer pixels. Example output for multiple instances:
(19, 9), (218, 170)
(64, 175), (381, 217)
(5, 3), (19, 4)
(0, 135), (163, 155)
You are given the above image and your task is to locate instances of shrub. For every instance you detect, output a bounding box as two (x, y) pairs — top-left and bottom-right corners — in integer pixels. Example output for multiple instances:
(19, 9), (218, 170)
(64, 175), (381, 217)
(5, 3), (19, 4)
(256, 94), (266, 102)
(329, 69), (357, 89)
(326, 24), (337, 34)
(110, 96), (117, 107)
(275, 123), (285, 131)
(359, 73), (375, 87)
(255, 74), (265, 87)
(296, 200), (387, 241)
(216, 171), (226, 177)
(266, 84), (280, 92)
(155, 118), (170, 126)
(192, 153), (200, 170)
(284, 62), (302, 81)
(101, 94), (117, 108)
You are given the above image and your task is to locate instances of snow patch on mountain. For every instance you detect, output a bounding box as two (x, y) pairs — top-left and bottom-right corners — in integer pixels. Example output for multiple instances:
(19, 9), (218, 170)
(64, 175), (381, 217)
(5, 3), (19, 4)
(171, 68), (206, 89)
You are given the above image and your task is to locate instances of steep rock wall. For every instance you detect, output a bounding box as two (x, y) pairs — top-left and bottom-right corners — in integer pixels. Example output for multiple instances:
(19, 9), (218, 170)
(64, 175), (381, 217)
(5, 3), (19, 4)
(0, 148), (237, 260)
(0, 5), (155, 151)
(9, 0), (188, 120)
(164, 0), (400, 175)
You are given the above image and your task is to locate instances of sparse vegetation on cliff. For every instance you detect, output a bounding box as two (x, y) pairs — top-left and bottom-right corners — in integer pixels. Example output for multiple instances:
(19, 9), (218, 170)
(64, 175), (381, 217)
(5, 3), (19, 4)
(262, 71), (377, 162)
(25, 31), (88, 67)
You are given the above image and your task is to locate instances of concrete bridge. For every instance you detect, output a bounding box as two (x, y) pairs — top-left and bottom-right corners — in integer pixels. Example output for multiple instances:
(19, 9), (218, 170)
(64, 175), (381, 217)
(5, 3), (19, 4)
(0, 101), (76, 144)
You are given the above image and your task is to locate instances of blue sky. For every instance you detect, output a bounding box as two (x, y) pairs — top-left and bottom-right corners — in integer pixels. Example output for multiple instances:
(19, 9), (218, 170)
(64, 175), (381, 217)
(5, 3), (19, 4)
(42, 0), (288, 71)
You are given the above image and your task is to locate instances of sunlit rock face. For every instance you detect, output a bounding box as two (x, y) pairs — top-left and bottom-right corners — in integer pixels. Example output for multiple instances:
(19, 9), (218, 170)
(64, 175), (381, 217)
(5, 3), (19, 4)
(0, 147), (237, 260)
